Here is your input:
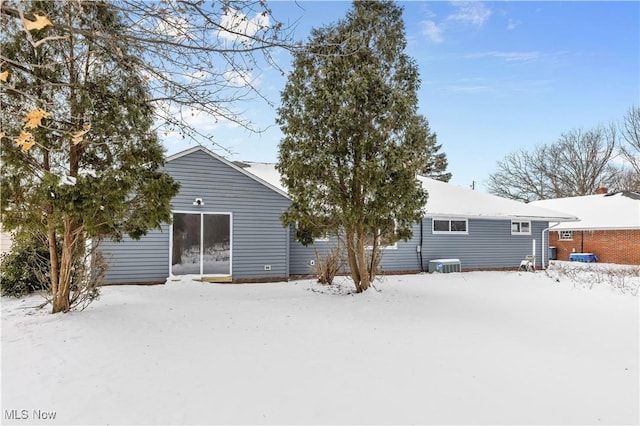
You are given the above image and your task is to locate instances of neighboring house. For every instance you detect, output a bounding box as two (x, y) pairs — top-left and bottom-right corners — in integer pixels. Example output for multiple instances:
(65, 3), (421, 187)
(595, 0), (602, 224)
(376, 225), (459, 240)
(530, 190), (640, 265)
(100, 147), (577, 284)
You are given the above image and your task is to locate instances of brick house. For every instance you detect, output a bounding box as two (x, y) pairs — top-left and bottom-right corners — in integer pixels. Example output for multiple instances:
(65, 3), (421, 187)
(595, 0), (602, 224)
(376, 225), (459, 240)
(530, 189), (640, 265)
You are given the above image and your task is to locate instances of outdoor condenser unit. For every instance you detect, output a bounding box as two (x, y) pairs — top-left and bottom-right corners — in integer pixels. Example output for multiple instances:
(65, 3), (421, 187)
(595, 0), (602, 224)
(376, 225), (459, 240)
(428, 258), (462, 273)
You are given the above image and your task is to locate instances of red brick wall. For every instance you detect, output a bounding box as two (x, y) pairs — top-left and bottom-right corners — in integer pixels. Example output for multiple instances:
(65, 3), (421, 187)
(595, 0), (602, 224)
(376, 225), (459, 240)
(549, 229), (640, 265)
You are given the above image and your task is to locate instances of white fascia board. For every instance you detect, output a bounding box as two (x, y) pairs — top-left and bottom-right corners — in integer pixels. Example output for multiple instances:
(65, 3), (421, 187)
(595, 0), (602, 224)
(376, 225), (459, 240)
(424, 213), (580, 222)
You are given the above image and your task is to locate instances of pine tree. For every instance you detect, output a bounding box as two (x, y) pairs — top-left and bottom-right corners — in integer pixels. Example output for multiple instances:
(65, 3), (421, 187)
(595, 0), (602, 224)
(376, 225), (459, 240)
(411, 114), (452, 182)
(0, 1), (179, 313)
(277, 1), (438, 293)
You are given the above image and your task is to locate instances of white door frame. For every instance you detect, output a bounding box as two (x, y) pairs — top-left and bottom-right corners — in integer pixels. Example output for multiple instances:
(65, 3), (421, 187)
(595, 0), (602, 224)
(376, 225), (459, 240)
(169, 211), (233, 278)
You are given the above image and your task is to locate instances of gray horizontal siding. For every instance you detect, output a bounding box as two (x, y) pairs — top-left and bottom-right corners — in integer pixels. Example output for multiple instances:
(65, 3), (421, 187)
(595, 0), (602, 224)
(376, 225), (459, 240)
(422, 218), (548, 269)
(100, 226), (169, 284)
(379, 223), (422, 272)
(290, 234), (330, 276)
(290, 219), (549, 275)
(101, 149), (291, 283)
(289, 223), (423, 276)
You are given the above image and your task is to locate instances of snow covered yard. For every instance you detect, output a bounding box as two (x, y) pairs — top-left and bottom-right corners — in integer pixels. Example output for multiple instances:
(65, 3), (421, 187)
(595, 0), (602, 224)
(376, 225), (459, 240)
(2, 269), (638, 425)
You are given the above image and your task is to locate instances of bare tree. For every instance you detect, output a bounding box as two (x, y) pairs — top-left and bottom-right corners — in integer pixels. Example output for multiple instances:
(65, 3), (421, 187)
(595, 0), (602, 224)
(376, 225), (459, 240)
(552, 126), (618, 195)
(487, 126), (619, 201)
(611, 169), (640, 192)
(1, 0), (295, 153)
(619, 106), (640, 189)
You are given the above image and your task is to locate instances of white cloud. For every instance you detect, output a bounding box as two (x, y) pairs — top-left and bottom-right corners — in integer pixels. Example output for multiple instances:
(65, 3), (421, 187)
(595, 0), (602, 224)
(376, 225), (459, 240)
(442, 77), (552, 97)
(447, 84), (493, 94)
(156, 16), (192, 40)
(419, 2), (491, 43)
(448, 1), (492, 27)
(466, 51), (541, 62)
(184, 70), (210, 84)
(218, 8), (269, 45)
(421, 20), (444, 43)
(223, 69), (253, 88)
(507, 18), (518, 30)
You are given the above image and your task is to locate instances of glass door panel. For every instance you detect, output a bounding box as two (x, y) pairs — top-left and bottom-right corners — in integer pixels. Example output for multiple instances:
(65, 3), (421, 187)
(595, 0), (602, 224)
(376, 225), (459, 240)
(202, 214), (231, 275)
(171, 213), (201, 275)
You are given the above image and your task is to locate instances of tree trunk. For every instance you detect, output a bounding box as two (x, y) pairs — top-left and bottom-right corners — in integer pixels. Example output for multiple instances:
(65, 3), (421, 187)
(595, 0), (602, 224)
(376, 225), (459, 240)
(368, 234), (379, 283)
(355, 225), (371, 292)
(47, 219), (60, 309)
(344, 227), (374, 293)
(345, 230), (361, 289)
(51, 217), (81, 313)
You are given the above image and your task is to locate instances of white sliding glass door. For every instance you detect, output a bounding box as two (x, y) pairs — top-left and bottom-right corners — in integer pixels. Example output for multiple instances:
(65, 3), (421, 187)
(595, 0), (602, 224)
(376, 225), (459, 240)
(171, 212), (231, 276)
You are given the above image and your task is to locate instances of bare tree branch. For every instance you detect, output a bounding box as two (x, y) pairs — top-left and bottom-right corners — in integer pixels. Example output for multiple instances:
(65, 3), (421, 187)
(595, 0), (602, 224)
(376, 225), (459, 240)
(1, 0), (297, 152)
(487, 126), (621, 201)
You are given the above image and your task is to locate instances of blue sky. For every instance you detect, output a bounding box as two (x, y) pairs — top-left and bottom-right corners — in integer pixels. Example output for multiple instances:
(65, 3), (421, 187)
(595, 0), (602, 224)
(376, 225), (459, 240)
(164, 1), (639, 191)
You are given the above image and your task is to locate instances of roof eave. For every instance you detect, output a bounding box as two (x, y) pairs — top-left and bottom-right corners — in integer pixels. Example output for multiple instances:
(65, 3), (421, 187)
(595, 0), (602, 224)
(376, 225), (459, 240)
(424, 212), (580, 222)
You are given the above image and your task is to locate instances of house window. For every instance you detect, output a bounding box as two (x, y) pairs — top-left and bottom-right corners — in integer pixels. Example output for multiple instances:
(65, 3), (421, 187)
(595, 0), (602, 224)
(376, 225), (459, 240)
(511, 221), (531, 235)
(365, 222), (398, 250)
(559, 230), (573, 240)
(432, 218), (468, 234)
(294, 222), (329, 242)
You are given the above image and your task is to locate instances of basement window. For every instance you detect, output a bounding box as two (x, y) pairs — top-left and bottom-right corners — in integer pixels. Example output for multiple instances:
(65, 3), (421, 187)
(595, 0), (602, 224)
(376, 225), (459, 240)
(511, 221), (531, 235)
(559, 230), (573, 240)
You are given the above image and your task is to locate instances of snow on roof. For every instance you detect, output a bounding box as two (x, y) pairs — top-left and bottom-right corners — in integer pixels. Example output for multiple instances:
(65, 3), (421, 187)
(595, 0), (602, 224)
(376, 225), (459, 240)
(416, 176), (578, 222)
(238, 162), (288, 194)
(529, 192), (640, 230)
(240, 161), (577, 222)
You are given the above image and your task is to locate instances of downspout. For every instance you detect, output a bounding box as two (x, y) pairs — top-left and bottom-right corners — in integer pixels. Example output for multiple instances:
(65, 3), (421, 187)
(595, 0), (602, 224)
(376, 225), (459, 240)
(286, 224), (291, 280)
(541, 223), (561, 269)
(418, 219), (424, 272)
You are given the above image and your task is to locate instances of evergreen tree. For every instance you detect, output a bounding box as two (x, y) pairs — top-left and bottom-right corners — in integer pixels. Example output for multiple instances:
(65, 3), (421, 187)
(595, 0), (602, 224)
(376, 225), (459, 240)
(277, 1), (436, 293)
(411, 114), (452, 182)
(0, 1), (179, 313)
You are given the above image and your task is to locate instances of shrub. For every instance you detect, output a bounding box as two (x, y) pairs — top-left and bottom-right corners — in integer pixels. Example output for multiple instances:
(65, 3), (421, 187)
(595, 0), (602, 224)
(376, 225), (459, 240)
(312, 246), (345, 285)
(0, 230), (105, 310)
(0, 232), (50, 297)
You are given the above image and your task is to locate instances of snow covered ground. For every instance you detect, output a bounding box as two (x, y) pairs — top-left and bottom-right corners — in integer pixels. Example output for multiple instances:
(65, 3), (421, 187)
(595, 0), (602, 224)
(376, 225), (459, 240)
(2, 267), (638, 425)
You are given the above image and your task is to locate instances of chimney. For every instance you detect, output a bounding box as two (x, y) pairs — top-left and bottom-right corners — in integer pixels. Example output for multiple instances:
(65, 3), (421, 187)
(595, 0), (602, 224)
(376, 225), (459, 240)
(595, 185), (608, 195)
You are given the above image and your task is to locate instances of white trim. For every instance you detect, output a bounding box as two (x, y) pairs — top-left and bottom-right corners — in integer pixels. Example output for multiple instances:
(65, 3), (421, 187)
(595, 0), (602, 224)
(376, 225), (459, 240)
(432, 218), (469, 235)
(169, 211), (233, 278)
(511, 220), (532, 235)
(167, 146), (290, 199)
(424, 213), (579, 222)
(550, 226), (640, 231)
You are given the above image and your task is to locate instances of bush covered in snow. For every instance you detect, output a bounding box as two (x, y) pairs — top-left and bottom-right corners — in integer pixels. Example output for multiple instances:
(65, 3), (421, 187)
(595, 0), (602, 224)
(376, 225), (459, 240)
(545, 261), (640, 296)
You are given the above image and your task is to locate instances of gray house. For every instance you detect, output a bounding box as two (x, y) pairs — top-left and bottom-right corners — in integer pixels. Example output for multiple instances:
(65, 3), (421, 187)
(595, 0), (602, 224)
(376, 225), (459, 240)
(100, 147), (577, 284)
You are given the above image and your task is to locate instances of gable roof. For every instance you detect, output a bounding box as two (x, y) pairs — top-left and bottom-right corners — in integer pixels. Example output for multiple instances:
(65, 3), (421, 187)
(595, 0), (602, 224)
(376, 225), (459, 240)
(165, 148), (577, 223)
(241, 160), (577, 222)
(416, 176), (578, 222)
(166, 147), (289, 199)
(529, 192), (640, 230)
